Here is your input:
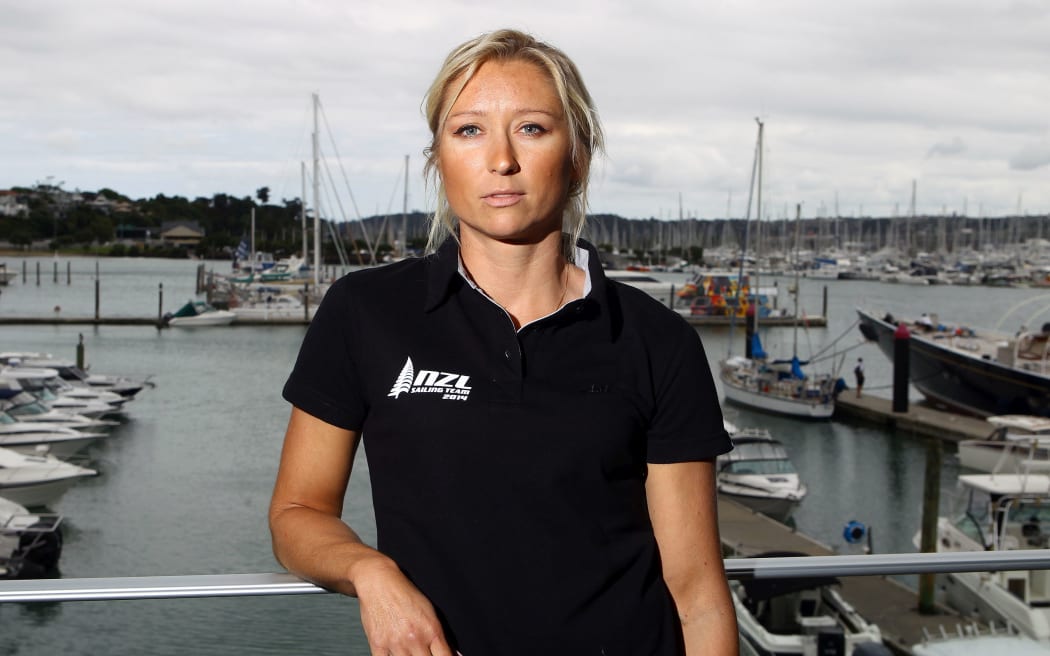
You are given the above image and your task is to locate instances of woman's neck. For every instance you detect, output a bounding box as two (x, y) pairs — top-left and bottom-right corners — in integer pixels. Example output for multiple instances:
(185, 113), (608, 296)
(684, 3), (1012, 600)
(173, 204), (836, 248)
(459, 231), (583, 329)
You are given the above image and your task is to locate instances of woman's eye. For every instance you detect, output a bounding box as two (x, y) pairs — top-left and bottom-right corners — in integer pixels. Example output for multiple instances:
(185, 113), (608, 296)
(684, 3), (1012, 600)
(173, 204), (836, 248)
(454, 125), (480, 137)
(522, 123), (547, 136)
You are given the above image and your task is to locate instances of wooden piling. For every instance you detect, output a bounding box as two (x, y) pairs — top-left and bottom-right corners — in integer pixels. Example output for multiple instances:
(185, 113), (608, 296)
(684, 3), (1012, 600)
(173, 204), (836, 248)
(53, 261), (58, 283)
(67, 261), (71, 285)
(94, 261), (100, 320)
(75, 333), (85, 369)
(893, 322), (910, 413)
(303, 283), (310, 322)
(22, 260), (27, 283)
(918, 436), (943, 614)
(157, 283), (164, 327)
(35, 261), (40, 286)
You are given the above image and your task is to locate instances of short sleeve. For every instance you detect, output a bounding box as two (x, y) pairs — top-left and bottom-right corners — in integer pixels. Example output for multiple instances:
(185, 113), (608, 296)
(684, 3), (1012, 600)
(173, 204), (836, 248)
(282, 277), (368, 430)
(645, 318), (733, 463)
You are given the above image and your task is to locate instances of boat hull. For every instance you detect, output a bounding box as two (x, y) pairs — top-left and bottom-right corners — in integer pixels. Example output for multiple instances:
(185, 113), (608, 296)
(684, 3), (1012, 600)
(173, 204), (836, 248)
(717, 487), (801, 523)
(0, 474), (89, 508)
(722, 376), (835, 419)
(857, 309), (1050, 417)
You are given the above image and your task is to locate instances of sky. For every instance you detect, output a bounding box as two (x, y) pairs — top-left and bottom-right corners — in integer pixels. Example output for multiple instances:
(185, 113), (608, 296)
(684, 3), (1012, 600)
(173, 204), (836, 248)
(2, 0), (1048, 222)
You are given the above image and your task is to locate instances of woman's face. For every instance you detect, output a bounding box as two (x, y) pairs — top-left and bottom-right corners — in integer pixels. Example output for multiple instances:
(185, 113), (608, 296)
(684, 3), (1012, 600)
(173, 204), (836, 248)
(437, 58), (574, 245)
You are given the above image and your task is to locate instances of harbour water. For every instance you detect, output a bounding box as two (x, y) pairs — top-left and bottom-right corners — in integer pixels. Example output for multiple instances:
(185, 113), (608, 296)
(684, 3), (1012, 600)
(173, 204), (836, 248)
(1, 255), (1047, 655)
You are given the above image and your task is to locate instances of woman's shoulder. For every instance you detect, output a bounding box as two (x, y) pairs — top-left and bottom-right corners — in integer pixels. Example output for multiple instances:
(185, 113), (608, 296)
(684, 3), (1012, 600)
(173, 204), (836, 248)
(605, 280), (696, 340)
(325, 256), (430, 305)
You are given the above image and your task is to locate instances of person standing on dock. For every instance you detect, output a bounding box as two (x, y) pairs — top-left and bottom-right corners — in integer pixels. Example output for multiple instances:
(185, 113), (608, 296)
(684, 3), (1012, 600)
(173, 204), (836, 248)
(269, 29), (736, 656)
(854, 357), (865, 398)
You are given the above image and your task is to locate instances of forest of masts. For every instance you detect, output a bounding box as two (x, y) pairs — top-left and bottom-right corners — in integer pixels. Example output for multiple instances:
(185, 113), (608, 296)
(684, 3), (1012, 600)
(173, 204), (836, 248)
(360, 212), (1050, 260)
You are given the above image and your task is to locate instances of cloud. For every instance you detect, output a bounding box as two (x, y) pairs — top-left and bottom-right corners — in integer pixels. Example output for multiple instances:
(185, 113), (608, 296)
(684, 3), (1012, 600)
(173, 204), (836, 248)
(1009, 140), (1050, 170)
(927, 137), (967, 158)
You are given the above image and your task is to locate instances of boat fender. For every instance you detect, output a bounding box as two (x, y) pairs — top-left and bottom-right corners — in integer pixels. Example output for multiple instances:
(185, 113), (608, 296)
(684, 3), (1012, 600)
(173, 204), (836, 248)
(843, 520), (867, 544)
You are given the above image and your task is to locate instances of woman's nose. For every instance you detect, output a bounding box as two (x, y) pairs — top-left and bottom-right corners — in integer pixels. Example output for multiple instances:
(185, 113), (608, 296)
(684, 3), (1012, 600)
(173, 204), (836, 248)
(488, 134), (520, 175)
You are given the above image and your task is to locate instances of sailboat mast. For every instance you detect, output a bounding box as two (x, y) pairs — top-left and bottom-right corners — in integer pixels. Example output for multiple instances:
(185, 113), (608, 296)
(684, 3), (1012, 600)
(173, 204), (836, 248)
(793, 203), (802, 357)
(752, 118), (764, 342)
(728, 119), (763, 358)
(300, 161), (307, 261)
(312, 93), (321, 286)
(250, 207), (256, 278)
(401, 154), (409, 258)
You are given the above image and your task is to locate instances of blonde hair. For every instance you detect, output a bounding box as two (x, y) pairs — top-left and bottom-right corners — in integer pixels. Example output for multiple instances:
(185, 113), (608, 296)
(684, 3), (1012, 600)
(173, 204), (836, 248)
(422, 29), (605, 257)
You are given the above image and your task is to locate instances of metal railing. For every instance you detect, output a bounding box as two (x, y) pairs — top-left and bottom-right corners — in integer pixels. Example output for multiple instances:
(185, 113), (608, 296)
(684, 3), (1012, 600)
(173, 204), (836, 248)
(3, 549), (1050, 603)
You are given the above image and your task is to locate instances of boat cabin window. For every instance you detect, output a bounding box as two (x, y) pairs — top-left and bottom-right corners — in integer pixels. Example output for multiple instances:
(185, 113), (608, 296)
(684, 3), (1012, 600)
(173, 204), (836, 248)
(0, 412), (14, 425)
(723, 459), (796, 476)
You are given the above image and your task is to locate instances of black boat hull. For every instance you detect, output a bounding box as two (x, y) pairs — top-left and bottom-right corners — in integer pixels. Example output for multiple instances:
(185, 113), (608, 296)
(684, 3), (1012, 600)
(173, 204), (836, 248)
(856, 308), (1050, 418)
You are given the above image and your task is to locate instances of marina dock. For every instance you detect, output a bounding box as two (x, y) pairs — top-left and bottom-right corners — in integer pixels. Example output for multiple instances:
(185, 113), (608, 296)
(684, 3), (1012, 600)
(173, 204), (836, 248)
(681, 313), (828, 328)
(719, 497), (962, 655)
(834, 394), (992, 442)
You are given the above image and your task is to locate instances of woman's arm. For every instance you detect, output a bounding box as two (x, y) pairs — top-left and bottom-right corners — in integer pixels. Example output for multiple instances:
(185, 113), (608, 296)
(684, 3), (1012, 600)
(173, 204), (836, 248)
(269, 407), (453, 656)
(647, 459), (738, 655)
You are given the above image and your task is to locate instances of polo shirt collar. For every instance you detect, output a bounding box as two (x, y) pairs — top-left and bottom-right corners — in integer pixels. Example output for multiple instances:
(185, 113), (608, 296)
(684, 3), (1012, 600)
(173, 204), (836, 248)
(423, 236), (615, 339)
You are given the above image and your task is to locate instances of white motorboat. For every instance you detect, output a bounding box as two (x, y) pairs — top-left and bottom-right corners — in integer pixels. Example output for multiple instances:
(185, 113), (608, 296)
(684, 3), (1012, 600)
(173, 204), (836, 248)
(162, 300), (236, 327)
(0, 367), (125, 417)
(0, 495), (63, 579)
(604, 270), (683, 306)
(733, 552), (891, 656)
(0, 390), (119, 430)
(0, 413), (106, 459)
(0, 446), (97, 508)
(923, 472), (1050, 644)
(0, 352), (151, 399)
(718, 426), (808, 523)
(231, 293), (317, 323)
(912, 626), (1050, 655)
(958, 416), (1050, 473)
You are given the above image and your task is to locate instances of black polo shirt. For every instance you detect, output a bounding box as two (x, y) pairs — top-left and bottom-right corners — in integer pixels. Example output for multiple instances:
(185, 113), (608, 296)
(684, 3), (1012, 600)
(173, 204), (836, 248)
(283, 238), (731, 656)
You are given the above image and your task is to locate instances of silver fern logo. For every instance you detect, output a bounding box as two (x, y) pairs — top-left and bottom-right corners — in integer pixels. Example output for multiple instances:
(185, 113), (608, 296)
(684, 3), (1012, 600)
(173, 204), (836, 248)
(387, 358), (416, 398)
(387, 357), (472, 401)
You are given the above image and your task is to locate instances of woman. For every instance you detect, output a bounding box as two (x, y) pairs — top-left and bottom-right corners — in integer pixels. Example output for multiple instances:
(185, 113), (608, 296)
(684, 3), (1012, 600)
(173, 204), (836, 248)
(270, 29), (737, 655)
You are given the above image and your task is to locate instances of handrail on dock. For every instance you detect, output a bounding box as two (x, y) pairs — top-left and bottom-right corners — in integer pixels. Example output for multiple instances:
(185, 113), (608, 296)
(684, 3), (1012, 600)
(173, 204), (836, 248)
(3, 549), (1050, 603)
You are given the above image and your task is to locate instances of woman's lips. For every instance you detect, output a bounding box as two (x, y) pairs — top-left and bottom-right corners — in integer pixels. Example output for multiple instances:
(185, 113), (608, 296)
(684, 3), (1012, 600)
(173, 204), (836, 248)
(482, 192), (524, 208)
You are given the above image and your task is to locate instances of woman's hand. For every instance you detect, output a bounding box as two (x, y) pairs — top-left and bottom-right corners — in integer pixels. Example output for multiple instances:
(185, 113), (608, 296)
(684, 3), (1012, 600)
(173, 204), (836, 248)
(352, 555), (454, 656)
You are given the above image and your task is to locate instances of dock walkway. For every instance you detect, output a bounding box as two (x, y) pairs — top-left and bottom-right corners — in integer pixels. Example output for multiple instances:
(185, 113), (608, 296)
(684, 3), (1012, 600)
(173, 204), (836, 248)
(720, 497), (961, 655)
(834, 394), (991, 442)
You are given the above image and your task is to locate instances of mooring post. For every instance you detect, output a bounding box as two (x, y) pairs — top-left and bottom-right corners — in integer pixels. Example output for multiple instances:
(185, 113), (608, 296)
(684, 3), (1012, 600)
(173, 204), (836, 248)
(918, 435), (943, 614)
(158, 283), (164, 327)
(94, 261), (100, 321)
(76, 333), (85, 369)
(745, 306), (756, 359)
(67, 261), (71, 285)
(303, 283), (310, 322)
(22, 260), (27, 283)
(35, 261), (40, 286)
(822, 285), (828, 320)
(893, 322), (910, 413)
(668, 285), (675, 310)
(53, 260), (58, 284)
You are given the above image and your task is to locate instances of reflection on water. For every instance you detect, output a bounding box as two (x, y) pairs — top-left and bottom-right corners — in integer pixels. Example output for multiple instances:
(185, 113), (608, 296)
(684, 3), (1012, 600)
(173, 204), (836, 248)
(0, 260), (1044, 654)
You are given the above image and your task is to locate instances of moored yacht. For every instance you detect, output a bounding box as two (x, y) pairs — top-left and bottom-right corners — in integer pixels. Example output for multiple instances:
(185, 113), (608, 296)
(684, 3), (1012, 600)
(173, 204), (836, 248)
(734, 552), (891, 656)
(717, 425), (808, 522)
(0, 495), (63, 579)
(0, 413), (106, 459)
(923, 472), (1050, 644)
(0, 446), (97, 508)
